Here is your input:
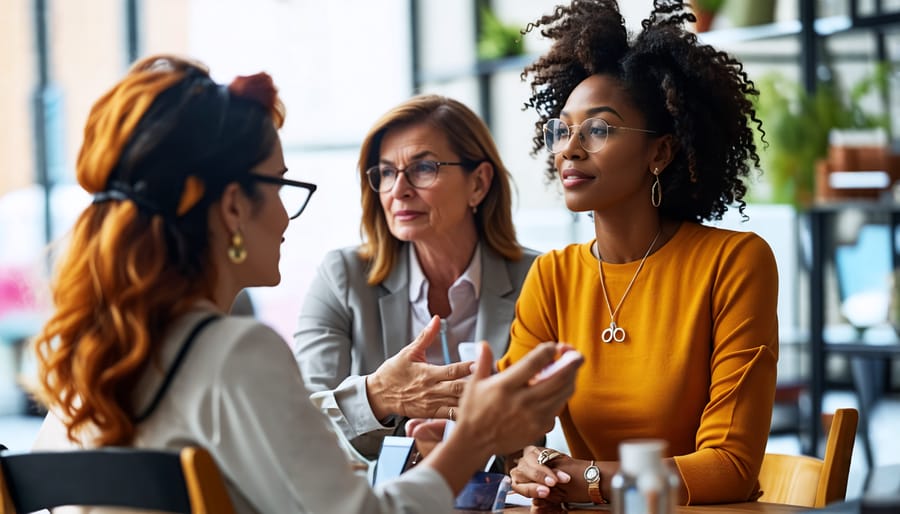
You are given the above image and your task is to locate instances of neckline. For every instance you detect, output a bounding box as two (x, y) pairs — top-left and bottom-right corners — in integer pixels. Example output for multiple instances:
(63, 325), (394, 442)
(587, 221), (685, 268)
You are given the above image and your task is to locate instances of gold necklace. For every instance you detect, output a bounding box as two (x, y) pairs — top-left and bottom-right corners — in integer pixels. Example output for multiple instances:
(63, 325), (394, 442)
(597, 229), (661, 343)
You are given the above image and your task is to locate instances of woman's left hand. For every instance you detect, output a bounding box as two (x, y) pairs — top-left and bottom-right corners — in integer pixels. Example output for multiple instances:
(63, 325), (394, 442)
(406, 418), (447, 457)
(509, 445), (583, 503)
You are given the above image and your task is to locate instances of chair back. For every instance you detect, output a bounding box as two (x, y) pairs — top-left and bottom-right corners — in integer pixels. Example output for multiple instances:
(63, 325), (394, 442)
(758, 407), (859, 508)
(0, 446), (236, 514)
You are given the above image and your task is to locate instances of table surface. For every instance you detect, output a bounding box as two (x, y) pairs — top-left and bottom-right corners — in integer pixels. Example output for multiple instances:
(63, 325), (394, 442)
(494, 501), (807, 513)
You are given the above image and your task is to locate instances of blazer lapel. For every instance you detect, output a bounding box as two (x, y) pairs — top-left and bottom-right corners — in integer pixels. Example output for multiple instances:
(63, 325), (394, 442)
(475, 248), (516, 358)
(379, 245), (412, 359)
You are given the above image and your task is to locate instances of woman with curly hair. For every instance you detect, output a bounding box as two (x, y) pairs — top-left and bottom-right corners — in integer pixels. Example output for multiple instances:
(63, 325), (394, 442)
(498, 0), (779, 507)
(28, 54), (582, 513)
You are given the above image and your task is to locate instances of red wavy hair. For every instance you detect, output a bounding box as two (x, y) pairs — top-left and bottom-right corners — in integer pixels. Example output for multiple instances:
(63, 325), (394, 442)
(32, 55), (284, 446)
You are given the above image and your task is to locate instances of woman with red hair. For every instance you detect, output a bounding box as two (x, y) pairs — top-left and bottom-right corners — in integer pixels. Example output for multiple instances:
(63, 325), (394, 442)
(29, 54), (582, 513)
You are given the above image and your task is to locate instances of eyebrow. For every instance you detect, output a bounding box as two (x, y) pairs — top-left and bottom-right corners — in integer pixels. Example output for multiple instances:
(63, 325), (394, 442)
(253, 166), (288, 176)
(560, 106), (625, 122)
(379, 151), (437, 166)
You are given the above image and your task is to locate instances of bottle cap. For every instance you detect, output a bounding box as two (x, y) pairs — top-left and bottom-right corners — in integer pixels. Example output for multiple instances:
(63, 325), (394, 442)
(619, 439), (667, 475)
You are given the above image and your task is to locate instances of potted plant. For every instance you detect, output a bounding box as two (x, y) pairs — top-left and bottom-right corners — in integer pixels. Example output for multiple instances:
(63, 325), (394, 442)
(690, 0), (725, 32)
(477, 5), (524, 61)
(724, 0), (777, 28)
(749, 64), (891, 206)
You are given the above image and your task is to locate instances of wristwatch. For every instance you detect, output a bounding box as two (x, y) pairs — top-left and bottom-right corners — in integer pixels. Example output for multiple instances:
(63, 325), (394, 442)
(584, 461), (609, 505)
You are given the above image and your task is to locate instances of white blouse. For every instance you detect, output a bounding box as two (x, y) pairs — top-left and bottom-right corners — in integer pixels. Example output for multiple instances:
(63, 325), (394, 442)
(32, 308), (454, 513)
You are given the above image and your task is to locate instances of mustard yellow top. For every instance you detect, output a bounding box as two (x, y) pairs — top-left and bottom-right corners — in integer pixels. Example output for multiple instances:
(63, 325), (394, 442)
(498, 222), (779, 504)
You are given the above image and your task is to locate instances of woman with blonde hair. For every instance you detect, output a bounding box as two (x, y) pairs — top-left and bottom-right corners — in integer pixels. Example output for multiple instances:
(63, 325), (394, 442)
(295, 95), (539, 460)
(30, 54), (582, 513)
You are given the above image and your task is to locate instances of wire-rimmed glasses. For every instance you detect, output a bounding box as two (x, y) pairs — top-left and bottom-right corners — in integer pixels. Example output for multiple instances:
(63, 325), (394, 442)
(365, 159), (469, 193)
(543, 117), (657, 154)
(249, 173), (317, 219)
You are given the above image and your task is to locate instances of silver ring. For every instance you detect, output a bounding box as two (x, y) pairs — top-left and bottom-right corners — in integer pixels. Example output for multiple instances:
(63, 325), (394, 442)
(448, 407), (455, 421)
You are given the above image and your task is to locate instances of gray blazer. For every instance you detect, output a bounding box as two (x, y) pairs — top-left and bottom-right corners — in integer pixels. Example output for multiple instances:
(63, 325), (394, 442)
(294, 243), (539, 459)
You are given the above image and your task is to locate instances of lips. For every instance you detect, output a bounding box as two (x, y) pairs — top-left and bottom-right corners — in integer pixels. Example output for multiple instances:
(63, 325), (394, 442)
(393, 209), (423, 222)
(561, 168), (592, 180)
(560, 168), (595, 188)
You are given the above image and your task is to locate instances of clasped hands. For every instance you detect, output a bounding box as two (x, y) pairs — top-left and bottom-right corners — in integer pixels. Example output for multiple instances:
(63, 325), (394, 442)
(509, 445), (591, 509)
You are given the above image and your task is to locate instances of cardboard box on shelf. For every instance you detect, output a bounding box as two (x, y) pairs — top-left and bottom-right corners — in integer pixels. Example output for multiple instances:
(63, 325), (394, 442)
(815, 131), (900, 202)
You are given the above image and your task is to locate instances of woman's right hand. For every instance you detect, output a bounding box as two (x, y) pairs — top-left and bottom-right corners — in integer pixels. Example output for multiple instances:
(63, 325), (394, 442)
(366, 316), (473, 420)
(421, 340), (583, 495)
(454, 342), (582, 456)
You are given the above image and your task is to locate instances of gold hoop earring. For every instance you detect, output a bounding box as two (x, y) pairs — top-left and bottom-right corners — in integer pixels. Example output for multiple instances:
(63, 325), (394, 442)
(228, 230), (247, 264)
(651, 168), (662, 208)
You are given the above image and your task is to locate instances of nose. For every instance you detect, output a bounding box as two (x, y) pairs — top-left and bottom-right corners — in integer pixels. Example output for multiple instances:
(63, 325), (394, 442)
(560, 128), (586, 160)
(389, 170), (415, 198)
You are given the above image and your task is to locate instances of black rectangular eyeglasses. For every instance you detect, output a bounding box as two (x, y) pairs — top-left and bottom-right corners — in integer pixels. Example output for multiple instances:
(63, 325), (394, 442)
(249, 173), (317, 220)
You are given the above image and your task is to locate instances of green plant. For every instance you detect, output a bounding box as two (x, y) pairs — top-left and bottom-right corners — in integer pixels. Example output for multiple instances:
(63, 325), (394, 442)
(749, 64), (891, 206)
(477, 6), (523, 61)
(693, 0), (725, 12)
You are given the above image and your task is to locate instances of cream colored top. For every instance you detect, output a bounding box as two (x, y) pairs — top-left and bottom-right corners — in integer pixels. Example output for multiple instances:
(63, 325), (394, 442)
(33, 309), (454, 513)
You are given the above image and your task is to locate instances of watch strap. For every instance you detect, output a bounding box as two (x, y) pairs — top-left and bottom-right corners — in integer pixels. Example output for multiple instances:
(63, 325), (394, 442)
(585, 461), (609, 505)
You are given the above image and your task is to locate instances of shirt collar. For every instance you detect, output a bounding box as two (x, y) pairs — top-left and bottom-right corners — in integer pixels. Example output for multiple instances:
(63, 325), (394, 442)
(408, 243), (482, 303)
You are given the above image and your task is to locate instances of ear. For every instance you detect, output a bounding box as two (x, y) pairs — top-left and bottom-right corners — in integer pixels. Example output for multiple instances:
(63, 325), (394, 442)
(216, 182), (250, 233)
(649, 134), (676, 174)
(469, 161), (494, 209)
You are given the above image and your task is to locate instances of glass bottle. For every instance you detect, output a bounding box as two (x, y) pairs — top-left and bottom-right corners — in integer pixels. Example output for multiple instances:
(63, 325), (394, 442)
(610, 439), (677, 514)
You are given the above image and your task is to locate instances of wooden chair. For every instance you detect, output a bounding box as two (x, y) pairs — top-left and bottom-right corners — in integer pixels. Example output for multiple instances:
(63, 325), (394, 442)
(0, 446), (236, 514)
(758, 407), (859, 508)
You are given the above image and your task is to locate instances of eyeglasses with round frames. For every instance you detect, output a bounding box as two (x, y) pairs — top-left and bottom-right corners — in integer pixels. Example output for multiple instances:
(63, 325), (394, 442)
(543, 117), (657, 154)
(365, 159), (471, 193)
(248, 173), (317, 220)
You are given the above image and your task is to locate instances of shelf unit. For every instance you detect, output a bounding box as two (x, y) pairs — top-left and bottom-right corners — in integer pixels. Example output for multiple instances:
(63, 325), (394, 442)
(806, 203), (900, 467)
(410, 1), (900, 122)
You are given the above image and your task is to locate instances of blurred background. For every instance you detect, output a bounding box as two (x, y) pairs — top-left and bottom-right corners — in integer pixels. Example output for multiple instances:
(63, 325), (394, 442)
(2, 0), (900, 498)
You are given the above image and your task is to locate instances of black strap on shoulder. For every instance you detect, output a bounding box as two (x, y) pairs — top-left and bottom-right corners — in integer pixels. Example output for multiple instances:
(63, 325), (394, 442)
(134, 314), (220, 423)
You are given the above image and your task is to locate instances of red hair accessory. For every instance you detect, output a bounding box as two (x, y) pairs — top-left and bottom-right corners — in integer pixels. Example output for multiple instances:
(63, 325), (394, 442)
(228, 72), (285, 127)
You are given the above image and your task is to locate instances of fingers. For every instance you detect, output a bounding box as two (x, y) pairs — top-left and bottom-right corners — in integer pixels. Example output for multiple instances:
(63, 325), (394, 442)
(471, 341), (494, 381)
(509, 448), (573, 502)
(442, 360), (474, 381)
(499, 341), (560, 386)
(405, 417), (426, 435)
(510, 471), (560, 501)
(408, 418), (447, 441)
(408, 418), (447, 457)
(405, 315), (441, 356)
(527, 352), (581, 407)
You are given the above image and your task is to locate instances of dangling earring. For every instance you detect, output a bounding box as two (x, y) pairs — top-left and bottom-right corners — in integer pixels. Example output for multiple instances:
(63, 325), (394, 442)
(471, 204), (478, 215)
(651, 168), (662, 208)
(228, 229), (247, 264)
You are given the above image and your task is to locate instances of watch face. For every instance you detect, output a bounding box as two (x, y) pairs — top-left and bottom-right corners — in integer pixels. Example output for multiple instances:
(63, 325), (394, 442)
(584, 466), (600, 482)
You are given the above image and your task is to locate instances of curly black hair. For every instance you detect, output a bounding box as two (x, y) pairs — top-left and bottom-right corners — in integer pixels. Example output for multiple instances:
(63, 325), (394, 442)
(522, 0), (764, 222)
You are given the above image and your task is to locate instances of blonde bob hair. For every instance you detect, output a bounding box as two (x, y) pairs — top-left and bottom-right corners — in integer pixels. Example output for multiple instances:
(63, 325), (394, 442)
(357, 95), (522, 285)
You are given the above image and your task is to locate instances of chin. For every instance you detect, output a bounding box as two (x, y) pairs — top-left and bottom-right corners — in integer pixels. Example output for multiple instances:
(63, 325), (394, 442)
(389, 229), (418, 242)
(564, 199), (594, 213)
(250, 271), (281, 288)
(264, 272), (281, 287)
